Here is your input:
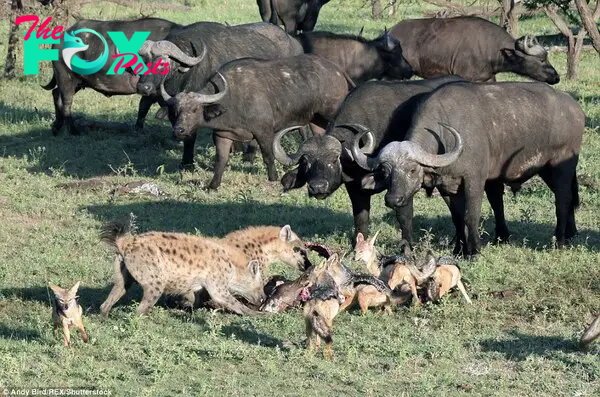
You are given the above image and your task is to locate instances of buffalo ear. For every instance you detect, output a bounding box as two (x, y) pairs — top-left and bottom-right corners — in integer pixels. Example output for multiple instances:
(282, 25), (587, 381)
(281, 169), (306, 191)
(203, 104), (226, 121)
(156, 107), (169, 120)
(501, 48), (521, 64)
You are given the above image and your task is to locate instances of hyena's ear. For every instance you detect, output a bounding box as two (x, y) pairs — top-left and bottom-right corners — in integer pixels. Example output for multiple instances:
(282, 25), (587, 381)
(248, 260), (261, 279)
(355, 233), (365, 245)
(369, 230), (381, 247)
(68, 281), (81, 296)
(279, 225), (299, 242)
(48, 282), (64, 296)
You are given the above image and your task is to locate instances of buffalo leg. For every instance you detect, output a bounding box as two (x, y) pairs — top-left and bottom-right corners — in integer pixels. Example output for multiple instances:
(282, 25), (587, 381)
(61, 85), (79, 136)
(394, 197), (414, 244)
(282, 18), (298, 35)
(135, 96), (156, 131)
(540, 158), (578, 246)
(485, 180), (510, 243)
(448, 194), (467, 256)
(345, 182), (371, 245)
(255, 135), (278, 182)
(242, 140), (259, 162)
(209, 135), (233, 189)
(181, 132), (197, 170)
(463, 181), (484, 257)
(51, 88), (64, 136)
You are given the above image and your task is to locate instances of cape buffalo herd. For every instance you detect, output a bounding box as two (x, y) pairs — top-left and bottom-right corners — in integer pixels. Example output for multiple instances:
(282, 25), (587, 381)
(45, 11), (587, 259)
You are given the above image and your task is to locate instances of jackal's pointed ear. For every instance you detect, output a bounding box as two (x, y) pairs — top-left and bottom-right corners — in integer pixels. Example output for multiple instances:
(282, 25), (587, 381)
(325, 253), (339, 268)
(69, 281), (81, 296)
(369, 230), (380, 246)
(156, 107), (169, 120)
(48, 282), (63, 295)
(248, 260), (261, 278)
(355, 233), (365, 245)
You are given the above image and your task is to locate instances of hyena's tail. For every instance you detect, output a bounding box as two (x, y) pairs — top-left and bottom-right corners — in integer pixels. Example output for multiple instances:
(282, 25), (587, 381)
(100, 222), (129, 252)
(580, 313), (600, 349)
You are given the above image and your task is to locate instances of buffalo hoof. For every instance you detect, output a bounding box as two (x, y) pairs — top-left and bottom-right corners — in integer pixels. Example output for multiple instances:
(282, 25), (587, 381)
(134, 123), (144, 133)
(179, 162), (195, 172)
(207, 179), (221, 191)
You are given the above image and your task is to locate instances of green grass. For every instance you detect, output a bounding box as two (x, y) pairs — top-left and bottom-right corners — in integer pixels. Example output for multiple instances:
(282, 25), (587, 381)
(1, 1), (599, 395)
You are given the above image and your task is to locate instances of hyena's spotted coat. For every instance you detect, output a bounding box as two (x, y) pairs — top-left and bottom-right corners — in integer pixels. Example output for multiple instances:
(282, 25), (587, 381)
(99, 223), (265, 317)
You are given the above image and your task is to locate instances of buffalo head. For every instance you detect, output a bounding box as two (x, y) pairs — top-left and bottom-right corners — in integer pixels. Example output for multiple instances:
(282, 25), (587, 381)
(351, 124), (463, 208)
(273, 124), (374, 198)
(502, 35), (559, 85)
(136, 39), (207, 96)
(374, 28), (414, 80)
(155, 72), (229, 140)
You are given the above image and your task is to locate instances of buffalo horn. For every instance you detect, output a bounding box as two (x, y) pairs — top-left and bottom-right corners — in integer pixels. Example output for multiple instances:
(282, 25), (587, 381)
(272, 126), (306, 166)
(159, 81), (174, 105)
(190, 72), (229, 104)
(336, 124), (376, 153)
(139, 39), (207, 66)
(408, 123), (463, 168)
(351, 130), (379, 171)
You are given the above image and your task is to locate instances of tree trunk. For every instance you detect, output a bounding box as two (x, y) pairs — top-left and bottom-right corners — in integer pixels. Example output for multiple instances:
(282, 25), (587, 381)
(3, 0), (24, 80)
(544, 5), (586, 80)
(371, 0), (382, 20)
(500, 0), (518, 37)
(573, 0), (600, 55)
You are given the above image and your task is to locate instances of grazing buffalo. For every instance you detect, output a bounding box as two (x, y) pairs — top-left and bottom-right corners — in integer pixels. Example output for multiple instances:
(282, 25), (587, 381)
(43, 18), (182, 136)
(390, 16), (560, 84)
(273, 76), (463, 243)
(296, 29), (414, 83)
(136, 22), (303, 167)
(257, 0), (330, 34)
(157, 54), (352, 189)
(351, 82), (583, 256)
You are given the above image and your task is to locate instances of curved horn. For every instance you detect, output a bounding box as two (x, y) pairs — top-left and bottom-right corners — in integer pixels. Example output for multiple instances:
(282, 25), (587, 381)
(272, 126), (306, 166)
(516, 35), (546, 57)
(138, 40), (155, 59)
(159, 81), (174, 105)
(408, 123), (463, 168)
(335, 123), (376, 153)
(351, 130), (380, 171)
(152, 40), (207, 66)
(190, 72), (229, 104)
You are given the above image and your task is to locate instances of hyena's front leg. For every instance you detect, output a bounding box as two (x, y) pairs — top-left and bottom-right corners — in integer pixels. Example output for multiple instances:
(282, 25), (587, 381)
(205, 285), (260, 315)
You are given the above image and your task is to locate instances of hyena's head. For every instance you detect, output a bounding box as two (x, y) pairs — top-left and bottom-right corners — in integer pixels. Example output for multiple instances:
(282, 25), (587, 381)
(268, 225), (311, 271)
(231, 260), (266, 306)
(48, 281), (81, 313)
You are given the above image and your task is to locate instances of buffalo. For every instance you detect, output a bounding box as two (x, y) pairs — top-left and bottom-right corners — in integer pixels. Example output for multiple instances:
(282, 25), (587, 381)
(43, 18), (182, 136)
(157, 54), (353, 189)
(273, 76), (463, 243)
(350, 82), (583, 256)
(296, 29), (414, 83)
(136, 21), (303, 168)
(257, 0), (331, 35)
(390, 16), (560, 84)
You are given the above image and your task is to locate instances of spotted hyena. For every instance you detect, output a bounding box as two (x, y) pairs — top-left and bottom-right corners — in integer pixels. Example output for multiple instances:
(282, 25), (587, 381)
(99, 223), (266, 317)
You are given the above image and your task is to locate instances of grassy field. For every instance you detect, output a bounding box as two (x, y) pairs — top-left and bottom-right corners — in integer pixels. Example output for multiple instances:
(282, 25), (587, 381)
(0, 0), (599, 395)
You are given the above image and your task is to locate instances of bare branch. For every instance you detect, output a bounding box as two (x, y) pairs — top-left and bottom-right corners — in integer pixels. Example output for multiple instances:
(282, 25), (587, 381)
(573, 0), (600, 54)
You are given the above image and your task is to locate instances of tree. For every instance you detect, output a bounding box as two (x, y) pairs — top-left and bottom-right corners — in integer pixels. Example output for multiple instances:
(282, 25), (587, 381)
(525, 0), (600, 79)
(500, 0), (519, 36)
(3, 0), (24, 79)
(573, 0), (600, 53)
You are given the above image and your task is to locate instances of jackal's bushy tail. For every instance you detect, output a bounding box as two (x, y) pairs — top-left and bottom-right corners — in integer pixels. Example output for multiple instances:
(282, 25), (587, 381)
(311, 310), (333, 344)
(351, 274), (391, 294)
(100, 222), (129, 251)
